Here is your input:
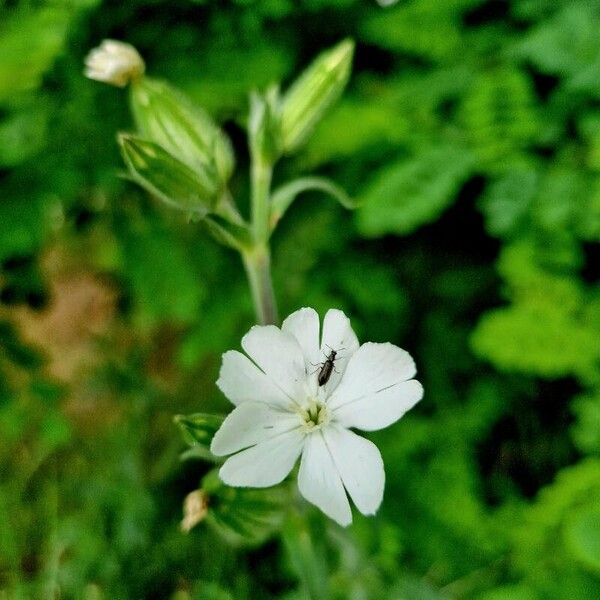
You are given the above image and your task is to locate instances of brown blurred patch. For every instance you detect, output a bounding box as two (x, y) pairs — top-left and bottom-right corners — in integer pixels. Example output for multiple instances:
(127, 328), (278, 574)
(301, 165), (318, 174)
(14, 252), (117, 381)
(9, 247), (125, 431)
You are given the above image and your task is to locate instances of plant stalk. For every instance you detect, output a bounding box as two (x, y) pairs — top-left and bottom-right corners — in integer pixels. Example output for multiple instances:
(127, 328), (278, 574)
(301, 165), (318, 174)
(251, 156), (273, 244)
(245, 149), (278, 324)
(242, 244), (278, 325)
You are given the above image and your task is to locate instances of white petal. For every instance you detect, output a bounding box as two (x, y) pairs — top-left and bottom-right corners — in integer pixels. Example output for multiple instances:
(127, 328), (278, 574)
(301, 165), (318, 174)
(211, 401), (301, 457)
(282, 307), (320, 366)
(242, 325), (306, 403)
(324, 425), (384, 516)
(333, 380), (423, 431)
(219, 429), (304, 488)
(328, 342), (417, 411)
(298, 431), (352, 526)
(318, 309), (360, 395)
(217, 350), (292, 409)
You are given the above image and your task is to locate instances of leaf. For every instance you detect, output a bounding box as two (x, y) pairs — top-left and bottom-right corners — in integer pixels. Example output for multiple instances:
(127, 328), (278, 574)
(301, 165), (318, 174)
(174, 413), (224, 460)
(359, 1), (480, 62)
(0, 7), (71, 102)
(458, 68), (540, 170)
(571, 391), (600, 456)
(201, 470), (288, 546)
(516, 4), (600, 78)
(356, 144), (474, 237)
(200, 216), (253, 251)
(565, 509), (600, 573)
(471, 304), (599, 379)
(281, 511), (330, 600)
(269, 176), (357, 230)
(479, 170), (539, 238)
(0, 105), (49, 167)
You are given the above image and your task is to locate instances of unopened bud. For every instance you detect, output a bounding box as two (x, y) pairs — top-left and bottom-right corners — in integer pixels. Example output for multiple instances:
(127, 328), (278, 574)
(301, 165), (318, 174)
(130, 78), (235, 184)
(181, 490), (208, 533)
(280, 39), (354, 154)
(119, 134), (219, 216)
(84, 40), (145, 88)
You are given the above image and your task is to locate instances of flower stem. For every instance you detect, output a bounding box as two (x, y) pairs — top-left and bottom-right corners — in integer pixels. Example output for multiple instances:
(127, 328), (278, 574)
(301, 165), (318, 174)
(245, 149), (278, 325)
(251, 155), (273, 244)
(242, 244), (278, 325)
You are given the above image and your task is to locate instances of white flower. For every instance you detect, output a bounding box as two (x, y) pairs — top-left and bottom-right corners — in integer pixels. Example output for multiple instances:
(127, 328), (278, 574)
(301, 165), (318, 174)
(84, 40), (145, 87)
(210, 308), (423, 526)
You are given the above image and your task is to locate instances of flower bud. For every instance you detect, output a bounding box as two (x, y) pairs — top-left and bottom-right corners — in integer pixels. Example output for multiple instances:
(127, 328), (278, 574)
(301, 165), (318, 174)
(119, 134), (219, 216)
(84, 39), (145, 88)
(248, 85), (281, 164)
(181, 490), (208, 533)
(280, 39), (354, 154)
(129, 77), (235, 184)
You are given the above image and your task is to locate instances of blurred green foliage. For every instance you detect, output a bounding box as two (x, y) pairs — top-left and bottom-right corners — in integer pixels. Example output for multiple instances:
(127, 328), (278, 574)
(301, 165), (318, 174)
(0, 0), (599, 598)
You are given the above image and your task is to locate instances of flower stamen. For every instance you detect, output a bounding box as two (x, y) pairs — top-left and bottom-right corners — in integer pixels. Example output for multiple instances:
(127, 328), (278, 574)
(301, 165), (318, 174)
(300, 399), (330, 432)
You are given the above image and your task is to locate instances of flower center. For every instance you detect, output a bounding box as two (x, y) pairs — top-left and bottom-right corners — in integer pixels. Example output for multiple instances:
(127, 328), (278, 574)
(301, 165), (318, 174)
(300, 399), (330, 432)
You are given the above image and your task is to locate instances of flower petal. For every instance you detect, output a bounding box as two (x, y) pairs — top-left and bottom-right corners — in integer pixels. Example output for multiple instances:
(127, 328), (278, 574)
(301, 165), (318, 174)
(219, 429), (304, 488)
(282, 307), (321, 368)
(242, 325), (307, 403)
(328, 342), (417, 411)
(333, 380), (423, 431)
(319, 309), (359, 395)
(211, 401), (301, 457)
(217, 350), (293, 408)
(323, 425), (384, 516)
(298, 431), (352, 526)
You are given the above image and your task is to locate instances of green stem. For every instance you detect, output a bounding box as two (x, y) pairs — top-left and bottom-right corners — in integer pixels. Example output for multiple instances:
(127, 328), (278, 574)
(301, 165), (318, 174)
(251, 156), (273, 244)
(242, 244), (278, 325)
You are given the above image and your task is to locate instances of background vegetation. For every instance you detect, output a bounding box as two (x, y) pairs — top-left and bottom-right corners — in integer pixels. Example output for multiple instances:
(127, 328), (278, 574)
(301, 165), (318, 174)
(1, 0), (599, 598)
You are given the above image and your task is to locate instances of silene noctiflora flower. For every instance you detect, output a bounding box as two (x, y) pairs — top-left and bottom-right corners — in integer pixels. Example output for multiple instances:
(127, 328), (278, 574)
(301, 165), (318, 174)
(211, 308), (423, 526)
(84, 39), (145, 87)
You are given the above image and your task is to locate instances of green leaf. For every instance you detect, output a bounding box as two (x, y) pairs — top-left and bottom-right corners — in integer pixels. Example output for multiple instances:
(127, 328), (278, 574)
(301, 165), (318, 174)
(248, 86), (282, 164)
(565, 509), (600, 573)
(0, 7), (71, 102)
(517, 4), (600, 78)
(282, 511), (330, 600)
(458, 68), (539, 170)
(359, 1), (478, 62)
(479, 170), (539, 238)
(201, 470), (287, 546)
(130, 77), (235, 183)
(357, 145), (474, 237)
(200, 216), (253, 251)
(269, 176), (357, 230)
(0, 105), (49, 167)
(119, 134), (219, 216)
(571, 391), (600, 455)
(280, 39), (354, 154)
(174, 413), (224, 459)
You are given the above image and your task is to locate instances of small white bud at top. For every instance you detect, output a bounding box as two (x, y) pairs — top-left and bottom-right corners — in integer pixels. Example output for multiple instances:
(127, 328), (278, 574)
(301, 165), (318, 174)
(84, 39), (145, 88)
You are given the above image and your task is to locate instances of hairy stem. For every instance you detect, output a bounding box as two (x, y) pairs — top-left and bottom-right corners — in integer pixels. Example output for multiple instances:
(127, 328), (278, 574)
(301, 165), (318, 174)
(251, 156), (273, 244)
(242, 244), (278, 325)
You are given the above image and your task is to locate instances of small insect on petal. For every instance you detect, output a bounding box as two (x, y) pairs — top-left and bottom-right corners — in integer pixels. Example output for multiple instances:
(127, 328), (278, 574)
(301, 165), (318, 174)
(318, 349), (338, 386)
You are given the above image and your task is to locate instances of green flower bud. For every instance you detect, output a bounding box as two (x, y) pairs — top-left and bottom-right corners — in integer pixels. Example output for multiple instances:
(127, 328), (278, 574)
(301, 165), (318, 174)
(119, 134), (219, 216)
(248, 85), (281, 164)
(129, 77), (235, 184)
(280, 39), (354, 154)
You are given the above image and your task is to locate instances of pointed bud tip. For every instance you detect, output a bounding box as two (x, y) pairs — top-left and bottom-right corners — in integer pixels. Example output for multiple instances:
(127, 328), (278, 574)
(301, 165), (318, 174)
(327, 39), (355, 67)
